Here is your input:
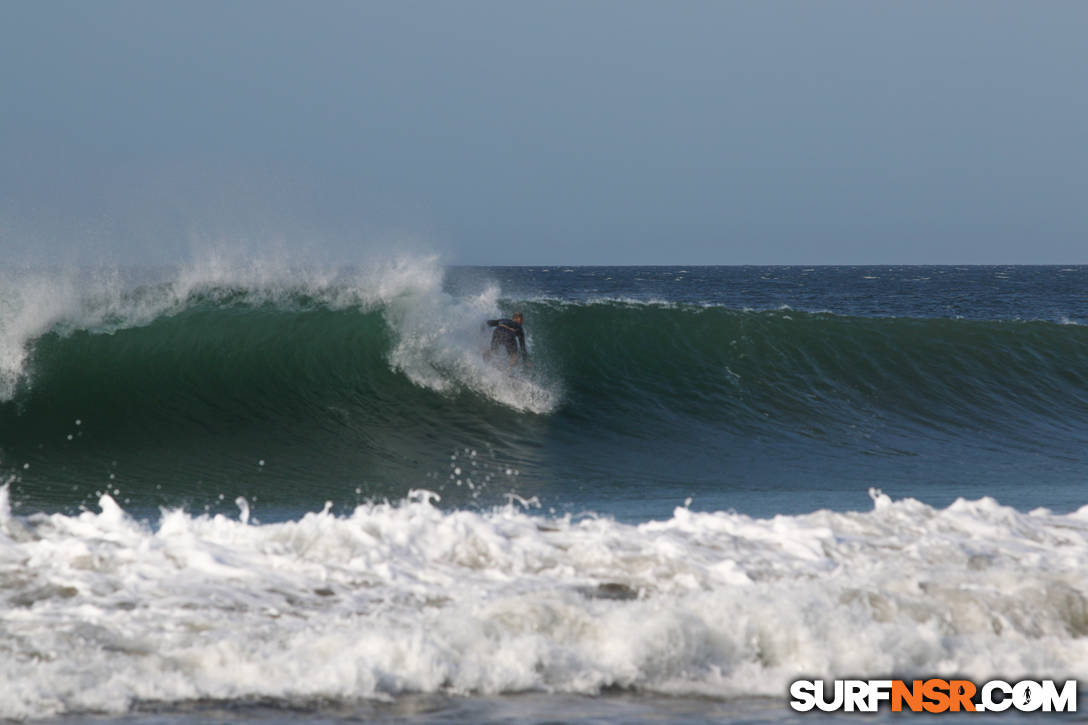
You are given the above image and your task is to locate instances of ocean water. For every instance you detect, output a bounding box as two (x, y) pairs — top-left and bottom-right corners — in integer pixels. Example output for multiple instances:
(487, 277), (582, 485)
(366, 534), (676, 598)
(2, 260), (1087, 723)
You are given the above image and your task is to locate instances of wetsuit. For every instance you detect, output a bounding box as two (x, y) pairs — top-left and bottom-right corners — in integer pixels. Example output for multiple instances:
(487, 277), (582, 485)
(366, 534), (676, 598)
(486, 318), (528, 361)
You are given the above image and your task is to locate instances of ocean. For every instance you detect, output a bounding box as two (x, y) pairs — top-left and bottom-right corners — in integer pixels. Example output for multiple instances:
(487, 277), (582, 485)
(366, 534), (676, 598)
(2, 260), (1087, 723)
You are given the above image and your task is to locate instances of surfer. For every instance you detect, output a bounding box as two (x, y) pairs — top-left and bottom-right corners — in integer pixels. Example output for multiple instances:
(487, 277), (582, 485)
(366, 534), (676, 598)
(484, 312), (530, 372)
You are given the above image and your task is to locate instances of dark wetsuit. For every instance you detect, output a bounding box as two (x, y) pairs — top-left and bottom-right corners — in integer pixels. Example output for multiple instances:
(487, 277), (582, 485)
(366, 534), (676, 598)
(486, 318), (528, 361)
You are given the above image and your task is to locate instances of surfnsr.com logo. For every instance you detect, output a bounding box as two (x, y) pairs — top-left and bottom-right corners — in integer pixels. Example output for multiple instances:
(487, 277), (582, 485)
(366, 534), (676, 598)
(789, 679), (1077, 713)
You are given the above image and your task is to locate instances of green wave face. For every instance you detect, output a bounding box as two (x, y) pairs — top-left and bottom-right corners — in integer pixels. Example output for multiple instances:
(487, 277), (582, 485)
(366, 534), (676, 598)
(4, 291), (1088, 516)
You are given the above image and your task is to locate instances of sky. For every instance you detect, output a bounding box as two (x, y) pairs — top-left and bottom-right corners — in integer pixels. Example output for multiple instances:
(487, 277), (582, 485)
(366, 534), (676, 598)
(1, 0), (1086, 265)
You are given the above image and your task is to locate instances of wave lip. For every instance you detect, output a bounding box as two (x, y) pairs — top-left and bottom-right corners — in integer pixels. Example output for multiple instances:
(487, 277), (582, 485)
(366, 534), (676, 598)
(1, 487), (1086, 718)
(0, 257), (560, 413)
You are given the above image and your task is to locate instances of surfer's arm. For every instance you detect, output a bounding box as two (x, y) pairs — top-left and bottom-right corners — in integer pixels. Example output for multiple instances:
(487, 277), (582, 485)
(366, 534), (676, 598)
(517, 329), (528, 359)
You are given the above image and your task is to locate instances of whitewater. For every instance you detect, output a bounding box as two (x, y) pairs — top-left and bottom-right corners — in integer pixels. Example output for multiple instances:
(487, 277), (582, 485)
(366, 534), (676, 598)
(3, 486), (1088, 721)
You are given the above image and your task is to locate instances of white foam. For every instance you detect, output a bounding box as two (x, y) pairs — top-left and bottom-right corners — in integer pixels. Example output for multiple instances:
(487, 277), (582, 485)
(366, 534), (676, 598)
(367, 265), (559, 413)
(0, 267), (83, 399)
(1, 486), (1087, 718)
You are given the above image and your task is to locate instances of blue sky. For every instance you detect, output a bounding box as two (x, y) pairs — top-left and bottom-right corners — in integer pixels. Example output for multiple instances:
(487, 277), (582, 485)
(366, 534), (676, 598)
(2, 1), (1086, 264)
